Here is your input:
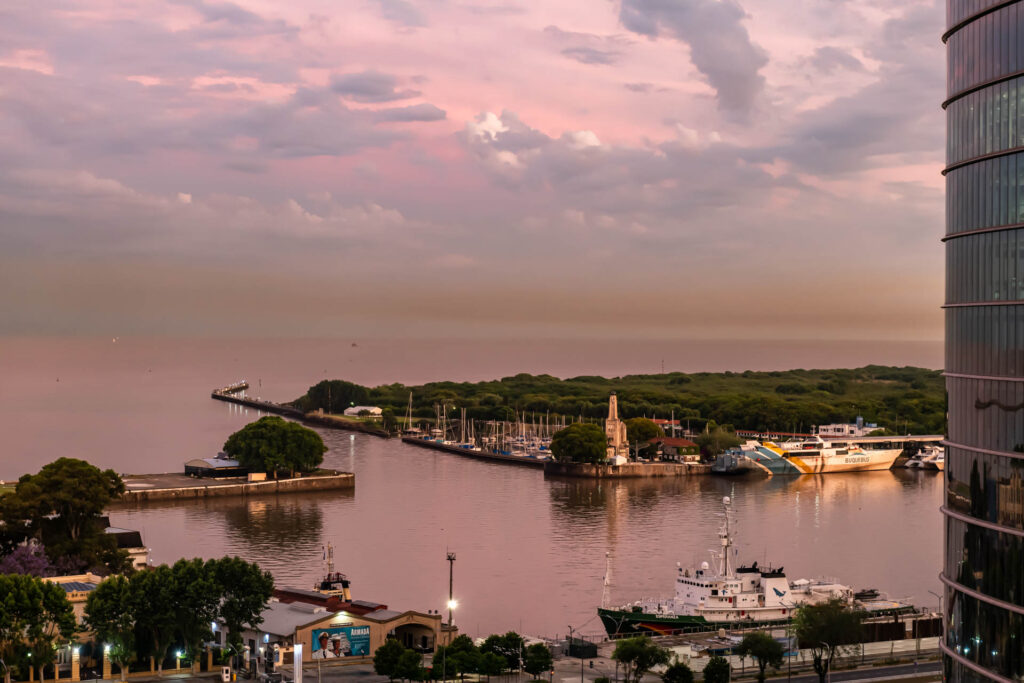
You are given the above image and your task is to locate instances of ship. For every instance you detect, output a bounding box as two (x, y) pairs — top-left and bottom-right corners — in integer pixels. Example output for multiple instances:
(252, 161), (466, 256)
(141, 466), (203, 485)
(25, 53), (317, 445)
(712, 437), (902, 475)
(598, 497), (912, 637)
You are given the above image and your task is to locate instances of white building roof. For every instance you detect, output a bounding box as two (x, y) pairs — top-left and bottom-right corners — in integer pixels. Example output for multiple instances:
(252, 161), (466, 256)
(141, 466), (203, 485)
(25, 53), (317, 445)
(250, 600), (328, 636)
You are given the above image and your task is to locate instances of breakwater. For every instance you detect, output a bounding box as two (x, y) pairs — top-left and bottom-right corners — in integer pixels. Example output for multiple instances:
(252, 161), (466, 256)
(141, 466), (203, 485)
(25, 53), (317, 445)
(211, 383), (388, 438)
(400, 436), (547, 468)
(543, 461), (711, 478)
(115, 471), (355, 504)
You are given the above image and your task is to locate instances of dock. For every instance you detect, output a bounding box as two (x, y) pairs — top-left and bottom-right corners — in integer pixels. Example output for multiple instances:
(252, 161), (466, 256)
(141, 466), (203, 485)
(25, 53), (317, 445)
(400, 436), (547, 468)
(114, 471), (355, 504)
(211, 382), (388, 437)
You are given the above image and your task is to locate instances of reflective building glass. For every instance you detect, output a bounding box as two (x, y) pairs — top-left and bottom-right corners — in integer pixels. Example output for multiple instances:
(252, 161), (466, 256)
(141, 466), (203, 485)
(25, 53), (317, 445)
(945, 0), (1024, 679)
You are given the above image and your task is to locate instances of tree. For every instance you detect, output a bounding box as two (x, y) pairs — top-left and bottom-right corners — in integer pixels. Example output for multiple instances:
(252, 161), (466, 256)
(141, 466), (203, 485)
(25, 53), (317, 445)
(374, 639), (407, 681)
(625, 418), (664, 444)
(702, 656), (730, 683)
(734, 632), (784, 683)
(792, 599), (865, 683)
(394, 649), (423, 682)
(170, 559), (220, 670)
(0, 545), (54, 577)
(0, 458), (127, 573)
(223, 416), (326, 478)
(661, 661), (693, 683)
(86, 575), (136, 681)
(305, 380), (369, 414)
(209, 557), (274, 661)
(382, 407), (398, 433)
(611, 637), (670, 683)
(0, 574), (76, 683)
(479, 652), (506, 680)
(694, 423), (742, 459)
(480, 632), (525, 672)
(523, 643), (553, 677)
(550, 424), (608, 464)
(130, 565), (177, 676)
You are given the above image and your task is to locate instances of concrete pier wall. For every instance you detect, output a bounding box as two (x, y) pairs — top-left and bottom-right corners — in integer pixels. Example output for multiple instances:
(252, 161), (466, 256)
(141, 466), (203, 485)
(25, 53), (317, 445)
(117, 472), (355, 504)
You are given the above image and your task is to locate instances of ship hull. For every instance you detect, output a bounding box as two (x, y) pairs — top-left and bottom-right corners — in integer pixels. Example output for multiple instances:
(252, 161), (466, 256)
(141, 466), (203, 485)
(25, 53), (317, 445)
(598, 608), (789, 638)
(751, 444), (902, 475)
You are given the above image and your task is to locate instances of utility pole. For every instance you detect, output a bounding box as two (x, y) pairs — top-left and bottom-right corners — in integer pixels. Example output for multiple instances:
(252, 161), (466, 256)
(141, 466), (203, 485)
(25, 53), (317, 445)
(447, 551), (456, 626)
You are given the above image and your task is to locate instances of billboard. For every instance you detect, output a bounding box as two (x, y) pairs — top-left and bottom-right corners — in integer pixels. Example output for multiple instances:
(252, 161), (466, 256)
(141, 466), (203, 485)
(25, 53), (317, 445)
(311, 625), (371, 659)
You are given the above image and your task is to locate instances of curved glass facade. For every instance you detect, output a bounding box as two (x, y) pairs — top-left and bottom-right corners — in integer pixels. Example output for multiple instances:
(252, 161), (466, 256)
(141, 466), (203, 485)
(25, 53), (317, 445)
(945, 0), (1024, 679)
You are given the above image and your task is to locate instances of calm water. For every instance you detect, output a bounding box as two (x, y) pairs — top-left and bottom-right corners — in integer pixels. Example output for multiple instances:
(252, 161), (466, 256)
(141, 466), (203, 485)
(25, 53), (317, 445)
(0, 337), (944, 639)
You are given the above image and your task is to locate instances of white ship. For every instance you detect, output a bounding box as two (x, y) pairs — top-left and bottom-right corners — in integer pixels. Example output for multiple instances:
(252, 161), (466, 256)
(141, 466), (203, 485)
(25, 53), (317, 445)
(599, 497), (912, 637)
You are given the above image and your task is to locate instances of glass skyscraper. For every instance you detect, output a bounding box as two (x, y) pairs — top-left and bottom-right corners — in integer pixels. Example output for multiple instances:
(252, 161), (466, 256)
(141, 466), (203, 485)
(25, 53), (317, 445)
(944, 0), (1024, 679)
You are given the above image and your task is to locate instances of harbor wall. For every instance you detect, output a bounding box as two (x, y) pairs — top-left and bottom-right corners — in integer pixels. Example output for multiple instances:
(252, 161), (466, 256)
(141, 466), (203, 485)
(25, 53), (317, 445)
(543, 461), (711, 478)
(116, 473), (355, 504)
(211, 389), (388, 438)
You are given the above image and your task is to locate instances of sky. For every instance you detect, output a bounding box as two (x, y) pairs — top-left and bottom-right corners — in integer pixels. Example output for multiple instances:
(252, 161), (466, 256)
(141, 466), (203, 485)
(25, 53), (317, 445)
(0, 0), (946, 340)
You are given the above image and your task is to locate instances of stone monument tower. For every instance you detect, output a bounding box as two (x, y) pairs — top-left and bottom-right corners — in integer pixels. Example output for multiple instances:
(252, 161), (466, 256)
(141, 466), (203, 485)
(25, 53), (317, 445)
(605, 392), (629, 460)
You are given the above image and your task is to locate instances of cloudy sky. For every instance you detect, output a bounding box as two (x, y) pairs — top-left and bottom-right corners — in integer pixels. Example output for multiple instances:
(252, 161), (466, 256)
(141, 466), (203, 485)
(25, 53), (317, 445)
(0, 0), (945, 340)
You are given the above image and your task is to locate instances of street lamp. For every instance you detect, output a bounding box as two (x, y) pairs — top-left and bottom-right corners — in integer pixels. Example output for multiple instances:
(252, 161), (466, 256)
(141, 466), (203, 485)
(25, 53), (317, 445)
(568, 626), (583, 683)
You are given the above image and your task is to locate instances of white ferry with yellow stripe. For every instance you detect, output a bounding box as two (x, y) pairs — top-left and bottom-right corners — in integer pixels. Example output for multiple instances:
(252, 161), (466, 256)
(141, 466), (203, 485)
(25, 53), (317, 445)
(715, 437), (902, 475)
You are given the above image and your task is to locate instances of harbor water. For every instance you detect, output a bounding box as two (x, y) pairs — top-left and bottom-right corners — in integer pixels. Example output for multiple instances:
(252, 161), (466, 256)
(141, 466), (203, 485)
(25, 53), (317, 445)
(0, 336), (944, 639)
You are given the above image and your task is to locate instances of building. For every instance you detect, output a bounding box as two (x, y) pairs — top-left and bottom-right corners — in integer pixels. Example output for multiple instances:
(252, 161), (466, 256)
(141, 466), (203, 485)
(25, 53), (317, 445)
(815, 417), (879, 438)
(604, 393), (629, 463)
(220, 590), (452, 667)
(184, 454), (247, 477)
(104, 526), (151, 570)
(943, 0), (1024, 678)
(656, 437), (700, 462)
(343, 406), (382, 417)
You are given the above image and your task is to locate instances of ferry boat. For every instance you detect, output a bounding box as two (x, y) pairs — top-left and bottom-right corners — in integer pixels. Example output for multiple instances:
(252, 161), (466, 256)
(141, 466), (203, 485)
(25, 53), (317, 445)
(712, 437), (902, 475)
(598, 497), (911, 637)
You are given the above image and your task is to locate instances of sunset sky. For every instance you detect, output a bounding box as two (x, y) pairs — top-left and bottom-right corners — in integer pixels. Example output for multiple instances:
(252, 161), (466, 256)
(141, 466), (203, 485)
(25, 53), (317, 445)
(0, 0), (945, 340)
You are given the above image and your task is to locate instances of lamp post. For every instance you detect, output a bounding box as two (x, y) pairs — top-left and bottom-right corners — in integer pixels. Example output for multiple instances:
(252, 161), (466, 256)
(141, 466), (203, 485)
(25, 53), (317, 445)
(567, 626), (583, 683)
(447, 552), (456, 628)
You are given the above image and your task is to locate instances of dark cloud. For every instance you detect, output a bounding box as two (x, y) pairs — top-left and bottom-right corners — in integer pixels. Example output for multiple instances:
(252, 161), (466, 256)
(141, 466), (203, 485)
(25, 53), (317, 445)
(807, 46), (865, 74)
(618, 0), (767, 118)
(561, 47), (621, 65)
(372, 0), (426, 27)
(373, 103), (447, 122)
(331, 70), (421, 102)
(544, 25), (630, 67)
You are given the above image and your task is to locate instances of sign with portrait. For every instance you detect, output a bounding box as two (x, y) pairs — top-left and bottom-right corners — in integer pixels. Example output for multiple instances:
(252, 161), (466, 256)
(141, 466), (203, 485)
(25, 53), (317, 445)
(311, 626), (371, 659)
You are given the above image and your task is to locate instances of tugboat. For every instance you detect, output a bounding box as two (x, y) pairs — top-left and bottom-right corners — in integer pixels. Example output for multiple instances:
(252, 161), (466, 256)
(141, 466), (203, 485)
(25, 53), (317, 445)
(316, 543), (352, 600)
(598, 497), (910, 637)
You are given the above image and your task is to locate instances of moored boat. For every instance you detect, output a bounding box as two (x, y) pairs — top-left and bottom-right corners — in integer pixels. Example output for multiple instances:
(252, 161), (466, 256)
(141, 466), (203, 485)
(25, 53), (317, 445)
(713, 437), (902, 475)
(598, 497), (913, 637)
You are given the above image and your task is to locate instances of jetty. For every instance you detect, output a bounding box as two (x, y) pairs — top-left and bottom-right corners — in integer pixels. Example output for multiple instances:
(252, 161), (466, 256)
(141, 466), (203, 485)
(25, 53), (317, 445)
(400, 436), (547, 468)
(114, 471), (355, 504)
(211, 381), (388, 437)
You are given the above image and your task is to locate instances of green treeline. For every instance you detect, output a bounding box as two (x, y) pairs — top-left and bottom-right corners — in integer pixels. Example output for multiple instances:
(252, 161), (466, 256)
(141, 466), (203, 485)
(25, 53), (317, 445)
(292, 365), (946, 435)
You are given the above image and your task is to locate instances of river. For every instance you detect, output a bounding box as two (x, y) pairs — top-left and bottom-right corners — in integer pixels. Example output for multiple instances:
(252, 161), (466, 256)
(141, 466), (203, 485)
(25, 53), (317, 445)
(0, 336), (944, 640)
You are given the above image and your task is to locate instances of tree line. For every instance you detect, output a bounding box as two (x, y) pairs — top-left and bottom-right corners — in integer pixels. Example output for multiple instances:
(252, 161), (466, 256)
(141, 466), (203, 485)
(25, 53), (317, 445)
(0, 556), (272, 683)
(291, 365), (945, 436)
(373, 632), (553, 682)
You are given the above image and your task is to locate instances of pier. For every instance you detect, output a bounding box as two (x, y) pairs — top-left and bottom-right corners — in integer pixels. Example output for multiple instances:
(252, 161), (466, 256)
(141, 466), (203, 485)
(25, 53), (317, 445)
(114, 471), (355, 504)
(400, 436), (547, 468)
(211, 382), (388, 437)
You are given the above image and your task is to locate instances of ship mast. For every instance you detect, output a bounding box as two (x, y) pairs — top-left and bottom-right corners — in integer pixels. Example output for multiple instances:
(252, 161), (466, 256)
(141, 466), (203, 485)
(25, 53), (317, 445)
(601, 551), (612, 609)
(717, 496), (735, 578)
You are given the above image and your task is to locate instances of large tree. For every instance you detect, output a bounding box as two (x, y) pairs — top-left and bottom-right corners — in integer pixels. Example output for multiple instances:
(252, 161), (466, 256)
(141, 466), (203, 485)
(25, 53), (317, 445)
(0, 459), (127, 573)
(792, 599), (865, 683)
(0, 574), (76, 683)
(209, 557), (274, 658)
(702, 656), (730, 683)
(624, 418), (664, 444)
(611, 637), (670, 683)
(131, 565), (177, 676)
(550, 424), (607, 464)
(223, 416), (326, 478)
(661, 661), (693, 683)
(170, 559), (221, 670)
(694, 422), (742, 459)
(523, 643), (552, 678)
(373, 639), (407, 681)
(479, 632), (525, 672)
(304, 380), (369, 414)
(734, 631), (784, 683)
(85, 575), (135, 682)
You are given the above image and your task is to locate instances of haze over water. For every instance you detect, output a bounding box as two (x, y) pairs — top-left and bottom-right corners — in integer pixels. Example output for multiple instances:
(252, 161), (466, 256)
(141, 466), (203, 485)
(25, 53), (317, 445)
(0, 336), (944, 639)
